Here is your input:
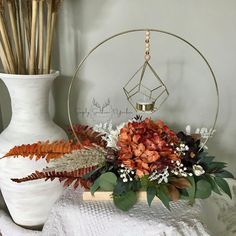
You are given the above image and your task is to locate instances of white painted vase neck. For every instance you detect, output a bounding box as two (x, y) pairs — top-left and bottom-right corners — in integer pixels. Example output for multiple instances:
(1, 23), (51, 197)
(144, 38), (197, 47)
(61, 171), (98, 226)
(2, 77), (53, 125)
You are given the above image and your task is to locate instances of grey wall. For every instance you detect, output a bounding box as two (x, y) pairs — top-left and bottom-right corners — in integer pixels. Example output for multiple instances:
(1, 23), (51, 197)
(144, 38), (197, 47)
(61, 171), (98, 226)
(0, 0), (235, 173)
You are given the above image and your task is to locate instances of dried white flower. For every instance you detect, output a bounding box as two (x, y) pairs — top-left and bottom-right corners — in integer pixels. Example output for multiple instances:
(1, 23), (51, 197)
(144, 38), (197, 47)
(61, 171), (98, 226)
(176, 143), (189, 156)
(118, 165), (135, 182)
(93, 122), (126, 149)
(192, 164), (205, 176)
(171, 160), (193, 177)
(149, 167), (169, 184)
(185, 125), (216, 149)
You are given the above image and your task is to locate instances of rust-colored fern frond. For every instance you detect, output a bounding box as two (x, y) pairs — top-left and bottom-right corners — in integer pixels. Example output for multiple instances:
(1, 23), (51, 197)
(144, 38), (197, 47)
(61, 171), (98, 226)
(11, 166), (96, 189)
(70, 124), (107, 148)
(3, 140), (82, 162)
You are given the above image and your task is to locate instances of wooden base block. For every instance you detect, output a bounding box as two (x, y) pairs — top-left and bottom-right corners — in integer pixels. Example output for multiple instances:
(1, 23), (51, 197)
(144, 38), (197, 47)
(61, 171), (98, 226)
(83, 191), (160, 202)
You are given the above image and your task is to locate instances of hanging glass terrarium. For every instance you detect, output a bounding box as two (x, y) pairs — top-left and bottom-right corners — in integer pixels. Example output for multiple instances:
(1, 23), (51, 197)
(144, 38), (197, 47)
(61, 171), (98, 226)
(123, 31), (169, 113)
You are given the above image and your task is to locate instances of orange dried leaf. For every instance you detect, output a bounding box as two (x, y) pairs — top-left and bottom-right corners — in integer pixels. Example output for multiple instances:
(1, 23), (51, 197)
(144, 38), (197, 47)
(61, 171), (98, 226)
(3, 140), (82, 162)
(11, 166), (96, 189)
(170, 177), (191, 189)
(167, 184), (180, 202)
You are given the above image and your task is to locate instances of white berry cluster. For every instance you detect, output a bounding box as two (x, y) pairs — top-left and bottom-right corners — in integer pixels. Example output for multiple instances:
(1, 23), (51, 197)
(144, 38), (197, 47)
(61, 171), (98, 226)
(175, 143), (189, 156)
(171, 160), (193, 177)
(118, 164), (135, 182)
(149, 167), (169, 184)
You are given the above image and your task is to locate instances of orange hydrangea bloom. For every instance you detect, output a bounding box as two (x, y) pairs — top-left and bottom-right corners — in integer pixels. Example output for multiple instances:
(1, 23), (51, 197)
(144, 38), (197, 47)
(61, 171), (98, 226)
(118, 118), (180, 177)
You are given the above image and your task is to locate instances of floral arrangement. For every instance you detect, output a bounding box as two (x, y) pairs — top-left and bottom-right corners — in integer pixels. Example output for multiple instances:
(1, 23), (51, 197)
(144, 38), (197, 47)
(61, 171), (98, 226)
(2, 117), (234, 211)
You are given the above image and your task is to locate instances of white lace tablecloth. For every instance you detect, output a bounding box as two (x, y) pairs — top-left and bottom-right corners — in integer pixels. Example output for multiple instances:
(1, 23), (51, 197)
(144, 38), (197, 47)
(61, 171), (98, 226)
(0, 187), (212, 236)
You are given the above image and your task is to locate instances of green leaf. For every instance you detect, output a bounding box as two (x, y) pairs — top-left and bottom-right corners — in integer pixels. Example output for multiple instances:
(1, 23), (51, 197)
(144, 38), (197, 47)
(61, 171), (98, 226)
(113, 179), (127, 195)
(140, 175), (149, 189)
(215, 177), (232, 199)
(147, 186), (156, 207)
(204, 174), (221, 195)
(90, 178), (100, 195)
(83, 167), (103, 180)
(99, 172), (117, 191)
(195, 179), (212, 199)
(207, 162), (227, 172)
(113, 191), (137, 211)
(215, 170), (234, 179)
(199, 153), (215, 164)
(157, 186), (170, 210)
(186, 176), (196, 204)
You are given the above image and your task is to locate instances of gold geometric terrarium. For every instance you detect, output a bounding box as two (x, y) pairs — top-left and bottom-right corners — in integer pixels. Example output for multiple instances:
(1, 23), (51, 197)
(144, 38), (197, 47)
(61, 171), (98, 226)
(123, 61), (169, 113)
(123, 31), (169, 113)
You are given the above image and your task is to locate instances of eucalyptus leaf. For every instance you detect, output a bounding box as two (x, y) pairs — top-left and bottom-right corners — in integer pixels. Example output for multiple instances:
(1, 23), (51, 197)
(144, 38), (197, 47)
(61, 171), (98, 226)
(186, 176), (195, 204)
(113, 179), (127, 195)
(113, 191), (137, 211)
(195, 179), (211, 199)
(90, 178), (100, 195)
(99, 172), (117, 191)
(147, 186), (156, 207)
(215, 177), (232, 199)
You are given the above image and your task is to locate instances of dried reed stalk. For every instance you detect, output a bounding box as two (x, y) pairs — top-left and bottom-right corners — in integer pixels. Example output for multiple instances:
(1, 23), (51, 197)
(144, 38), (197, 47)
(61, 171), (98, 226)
(7, 0), (23, 73)
(29, 0), (38, 74)
(0, 41), (10, 72)
(38, 0), (44, 74)
(0, 0), (16, 73)
(14, 0), (25, 74)
(45, 0), (52, 74)
(46, 0), (62, 74)
(0, 0), (62, 75)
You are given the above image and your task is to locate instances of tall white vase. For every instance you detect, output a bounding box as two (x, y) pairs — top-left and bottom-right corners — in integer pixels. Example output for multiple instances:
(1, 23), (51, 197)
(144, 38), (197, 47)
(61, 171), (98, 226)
(0, 71), (67, 227)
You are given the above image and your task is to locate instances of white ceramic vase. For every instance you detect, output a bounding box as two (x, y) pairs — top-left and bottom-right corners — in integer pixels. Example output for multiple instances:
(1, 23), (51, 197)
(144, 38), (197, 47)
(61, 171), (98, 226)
(0, 71), (67, 227)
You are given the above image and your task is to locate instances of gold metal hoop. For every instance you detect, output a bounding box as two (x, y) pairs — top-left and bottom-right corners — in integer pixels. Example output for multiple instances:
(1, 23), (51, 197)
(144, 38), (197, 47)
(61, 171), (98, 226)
(67, 29), (219, 149)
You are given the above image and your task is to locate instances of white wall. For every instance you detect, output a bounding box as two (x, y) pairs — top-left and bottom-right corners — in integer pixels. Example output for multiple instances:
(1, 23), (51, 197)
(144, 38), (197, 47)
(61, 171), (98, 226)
(1, 0), (236, 173)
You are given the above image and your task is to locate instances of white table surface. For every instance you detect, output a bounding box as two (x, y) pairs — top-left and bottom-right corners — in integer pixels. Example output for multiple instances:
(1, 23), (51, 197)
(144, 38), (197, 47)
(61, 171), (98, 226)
(1, 180), (236, 236)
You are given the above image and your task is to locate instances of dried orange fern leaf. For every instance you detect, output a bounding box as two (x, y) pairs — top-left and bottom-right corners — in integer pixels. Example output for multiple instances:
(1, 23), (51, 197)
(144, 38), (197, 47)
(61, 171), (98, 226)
(3, 140), (82, 162)
(11, 166), (96, 189)
(70, 124), (107, 148)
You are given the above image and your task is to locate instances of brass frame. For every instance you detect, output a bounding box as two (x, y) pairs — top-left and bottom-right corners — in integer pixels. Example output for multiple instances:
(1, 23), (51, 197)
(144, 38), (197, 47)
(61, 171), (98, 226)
(67, 29), (219, 149)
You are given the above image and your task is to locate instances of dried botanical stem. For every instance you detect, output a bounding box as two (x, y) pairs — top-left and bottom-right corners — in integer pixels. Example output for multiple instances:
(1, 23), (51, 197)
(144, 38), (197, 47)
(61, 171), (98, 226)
(7, 0), (22, 73)
(0, 1), (16, 73)
(0, 40), (10, 72)
(14, 0), (26, 74)
(46, 0), (62, 74)
(45, 0), (52, 74)
(29, 0), (38, 74)
(38, 0), (44, 74)
(0, 0), (62, 75)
